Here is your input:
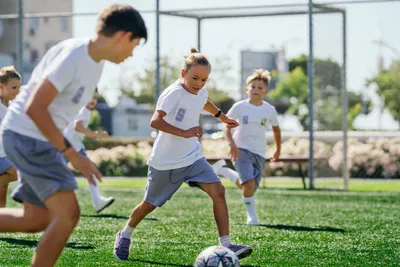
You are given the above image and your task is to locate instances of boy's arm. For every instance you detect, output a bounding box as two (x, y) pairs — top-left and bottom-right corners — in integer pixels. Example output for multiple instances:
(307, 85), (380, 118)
(271, 126), (281, 161)
(150, 110), (203, 138)
(224, 125), (241, 161)
(203, 99), (238, 128)
(25, 78), (101, 182)
(74, 121), (108, 140)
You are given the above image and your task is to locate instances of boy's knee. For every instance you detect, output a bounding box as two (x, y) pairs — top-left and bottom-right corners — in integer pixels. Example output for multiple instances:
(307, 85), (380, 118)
(211, 184), (226, 200)
(141, 201), (157, 212)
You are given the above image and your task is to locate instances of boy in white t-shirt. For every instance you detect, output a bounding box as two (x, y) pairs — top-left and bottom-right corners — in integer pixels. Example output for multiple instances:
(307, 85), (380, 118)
(0, 66), (21, 207)
(64, 89), (114, 213)
(213, 69), (282, 225)
(114, 48), (253, 261)
(0, 5), (147, 266)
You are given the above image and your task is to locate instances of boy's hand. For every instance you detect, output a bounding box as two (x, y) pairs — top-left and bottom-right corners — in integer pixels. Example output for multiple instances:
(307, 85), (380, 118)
(181, 126), (203, 138)
(229, 143), (241, 161)
(64, 149), (102, 185)
(271, 150), (280, 162)
(221, 117), (239, 129)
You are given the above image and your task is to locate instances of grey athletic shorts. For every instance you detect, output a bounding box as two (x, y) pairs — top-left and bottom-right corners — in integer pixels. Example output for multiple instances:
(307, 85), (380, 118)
(145, 157), (221, 207)
(233, 148), (265, 191)
(2, 130), (78, 208)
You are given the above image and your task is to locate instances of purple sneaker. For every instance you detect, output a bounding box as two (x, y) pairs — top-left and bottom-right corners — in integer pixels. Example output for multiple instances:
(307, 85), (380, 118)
(227, 244), (253, 259)
(114, 230), (131, 260)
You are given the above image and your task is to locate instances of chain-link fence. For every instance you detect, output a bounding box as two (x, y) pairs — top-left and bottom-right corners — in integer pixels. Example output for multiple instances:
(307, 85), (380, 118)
(1, 0), (399, 189)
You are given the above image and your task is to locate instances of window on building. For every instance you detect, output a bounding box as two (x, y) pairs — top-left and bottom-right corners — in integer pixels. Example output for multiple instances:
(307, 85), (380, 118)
(60, 17), (68, 33)
(29, 17), (39, 36)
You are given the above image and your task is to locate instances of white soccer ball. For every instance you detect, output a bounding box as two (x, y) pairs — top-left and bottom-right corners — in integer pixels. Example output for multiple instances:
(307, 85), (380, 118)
(194, 246), (240, 267)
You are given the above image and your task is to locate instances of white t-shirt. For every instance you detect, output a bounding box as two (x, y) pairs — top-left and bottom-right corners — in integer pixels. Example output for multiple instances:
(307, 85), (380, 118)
(227, 99), (279, 158)
(0, 102), (8, 157)
(147, 79), (208, 170)
(2, 38), (104, 141)
(63, 106), (91, 151)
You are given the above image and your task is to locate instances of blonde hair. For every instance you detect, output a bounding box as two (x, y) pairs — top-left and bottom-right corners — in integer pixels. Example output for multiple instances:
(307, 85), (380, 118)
(183, 48), (211, 72)
(0, 66), (21, 84)
(246, 69), (271, 87)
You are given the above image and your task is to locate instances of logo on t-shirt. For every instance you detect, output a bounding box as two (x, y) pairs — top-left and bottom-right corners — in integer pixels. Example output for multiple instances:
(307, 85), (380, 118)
(261, 117), (267, 126)
(243, 115), (248, 124)
(175, 108), (186, 122)
(72, 86), (85, 103)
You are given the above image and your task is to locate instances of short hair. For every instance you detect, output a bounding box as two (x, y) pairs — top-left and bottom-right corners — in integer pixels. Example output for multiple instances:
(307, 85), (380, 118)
(0, 66), (21, 84)
(246, 69), (271, 87)
(183, 48), (212, 72)
(96, 4), (147, 42)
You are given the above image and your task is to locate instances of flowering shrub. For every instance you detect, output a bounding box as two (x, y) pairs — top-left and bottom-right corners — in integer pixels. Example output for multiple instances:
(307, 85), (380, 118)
(329, 138), (400, 178)
(71, 138), (400, 178)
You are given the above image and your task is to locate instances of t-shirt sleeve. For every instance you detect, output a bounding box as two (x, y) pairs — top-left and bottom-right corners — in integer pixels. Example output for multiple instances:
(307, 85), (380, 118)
(45, 52), (77, 93)
(268, 107), (279, 127)
(73, 107), (89, 124)
(226, 102), (240, 120)
(156, 89), (180, 115)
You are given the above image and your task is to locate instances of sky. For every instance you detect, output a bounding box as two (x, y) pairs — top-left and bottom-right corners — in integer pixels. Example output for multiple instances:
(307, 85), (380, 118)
(72, 0), (400, 131)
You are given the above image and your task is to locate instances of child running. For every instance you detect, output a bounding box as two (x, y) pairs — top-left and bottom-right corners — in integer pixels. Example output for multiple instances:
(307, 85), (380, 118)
(0, 66), (21, 207)
(63, 89), (114, 213)
(213, 69), (281, 225)
(114, 48), (253, 261)
(0, 5), (147, 267)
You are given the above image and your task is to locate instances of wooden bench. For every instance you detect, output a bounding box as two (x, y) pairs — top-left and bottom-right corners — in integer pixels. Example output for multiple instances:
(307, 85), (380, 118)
(207, 156), (325, 189)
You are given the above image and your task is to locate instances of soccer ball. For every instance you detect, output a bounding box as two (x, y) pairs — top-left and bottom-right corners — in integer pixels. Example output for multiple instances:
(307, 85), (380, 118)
(194, 246), (240, 267)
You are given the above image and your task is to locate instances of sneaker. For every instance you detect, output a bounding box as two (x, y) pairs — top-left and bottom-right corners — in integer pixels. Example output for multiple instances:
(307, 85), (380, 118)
(212, 159), (226, 175)
(227, 244), (253, 259)
(247, 217), (260, 226)
(94, 196), (115, 213)
(114, 230), (131, 260)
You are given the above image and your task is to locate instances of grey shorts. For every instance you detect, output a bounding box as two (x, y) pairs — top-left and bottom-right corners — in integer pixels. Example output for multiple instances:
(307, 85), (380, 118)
(145, 157), (221, 207)
(233, 148), (265, 190)
(2, 130), (78, 209)
(0, 157), (13, 174)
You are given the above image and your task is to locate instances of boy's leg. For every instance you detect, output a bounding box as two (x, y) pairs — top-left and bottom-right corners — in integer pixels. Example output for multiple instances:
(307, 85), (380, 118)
(78, 149), (114, 213)
(198, 181), (253, 259)
(33, 190), (80, 267)
(0, 166), (18, 207)
(114, 200), (156, 260)
(189, 158), (253, 260)
(0, 184), (8, 207)
(233, 149), (262, 225)
(0, 201), (50, 232)
(114, 166), (181, 260)
(197, 182), (229, 236)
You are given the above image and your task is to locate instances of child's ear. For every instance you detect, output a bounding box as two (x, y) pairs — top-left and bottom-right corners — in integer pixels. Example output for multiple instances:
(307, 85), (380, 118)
(181, 68), (186, 78)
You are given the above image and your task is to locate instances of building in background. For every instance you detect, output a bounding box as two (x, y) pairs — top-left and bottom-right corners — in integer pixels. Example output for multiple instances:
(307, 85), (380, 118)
(0, 0), (72, 83)
(240, 48), (288, 99)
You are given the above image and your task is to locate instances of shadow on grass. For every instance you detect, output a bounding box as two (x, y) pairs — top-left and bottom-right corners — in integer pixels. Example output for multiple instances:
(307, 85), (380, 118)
(0, 237), (94, 249)
(236, 223), (345, 233)
(81, 214), (158, 221)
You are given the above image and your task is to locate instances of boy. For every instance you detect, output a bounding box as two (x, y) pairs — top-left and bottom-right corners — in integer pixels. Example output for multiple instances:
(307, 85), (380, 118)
(213, 69), (281, 225)
(0, 5), (147, 266)
(114, 48), (253, 261)
(64, 90), (114, 213)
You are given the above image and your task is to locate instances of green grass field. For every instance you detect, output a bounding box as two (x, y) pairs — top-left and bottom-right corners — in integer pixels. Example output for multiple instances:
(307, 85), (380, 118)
(0, 178), (399, 266)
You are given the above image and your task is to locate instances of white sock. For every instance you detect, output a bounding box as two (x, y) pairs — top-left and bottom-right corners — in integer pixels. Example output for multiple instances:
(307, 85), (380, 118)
(219, 235), (231, 247)
(88, 178), (101, 206)
(219, 167), (240, 184)
(121, 224), (135, 239)
(243, 196), (257, 220)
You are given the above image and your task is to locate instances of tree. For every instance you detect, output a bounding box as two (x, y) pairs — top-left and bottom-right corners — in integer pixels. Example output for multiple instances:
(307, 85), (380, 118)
(120, 55), (236, 110)
(368, 60), (400, 125)
(269, 66), (365, 130)
(289, 54), (342, 91)
(134, 56), (181, 105)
